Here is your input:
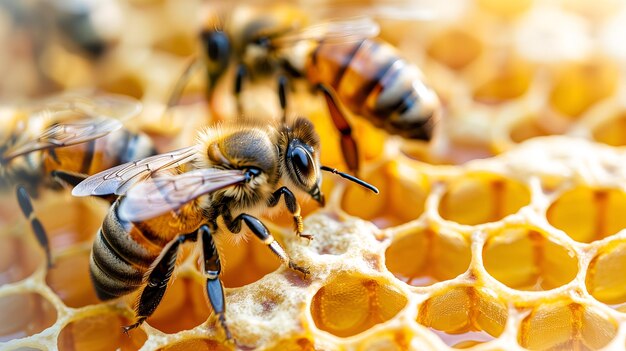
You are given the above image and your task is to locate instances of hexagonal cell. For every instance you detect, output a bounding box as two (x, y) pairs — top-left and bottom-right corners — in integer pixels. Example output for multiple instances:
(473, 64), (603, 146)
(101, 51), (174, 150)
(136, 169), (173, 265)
(57, 312), (147, 351)
(217, 233), (281, 289)
(483, 226), (578, 290)
(508, 115), (552, 144)
(586, 241), (626, 305)
(155, 338), (230, 351)
(385, 227), (471, 286)
(311, 273), (407, 338)
(591, 111), (626, 146)
(439, 173), (530, 226)
(426, 28), (482, 70)
(518, 302), (617, 350)
(0, 235), (42, 285)
(549, 60), (618, 118)
(46, 250), (99, 308)
(471, 56), (535, 104)
(0, 292), (57, 342)
(417, 286), (508, 349)
(147, 276), (211, 334)
(547, 187), (626, 243)
(342, 161), (430, 228)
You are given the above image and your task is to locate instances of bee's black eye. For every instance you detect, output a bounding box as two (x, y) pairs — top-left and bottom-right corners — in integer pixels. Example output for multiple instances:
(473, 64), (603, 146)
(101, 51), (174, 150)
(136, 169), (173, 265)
(291, 146), (313, 183)
(202, 31), (230, 62)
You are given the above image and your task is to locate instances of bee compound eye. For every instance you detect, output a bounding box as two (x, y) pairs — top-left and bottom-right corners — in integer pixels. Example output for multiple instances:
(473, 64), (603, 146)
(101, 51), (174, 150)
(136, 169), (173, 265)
(291, 146), (313, 183)
(202, 31), (230, 62)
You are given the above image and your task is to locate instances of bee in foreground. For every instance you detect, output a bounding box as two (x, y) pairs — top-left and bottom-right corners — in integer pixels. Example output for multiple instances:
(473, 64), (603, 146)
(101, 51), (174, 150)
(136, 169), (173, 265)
(0, 93), (155, 266)
(169, 4), (441, 174)
(72, 117), (378, 339)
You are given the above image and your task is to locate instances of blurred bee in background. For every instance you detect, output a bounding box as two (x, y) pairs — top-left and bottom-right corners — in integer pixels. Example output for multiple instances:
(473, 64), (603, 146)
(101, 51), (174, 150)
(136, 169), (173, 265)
(0, 93), (155, 267)
(72, 116), (378, 340)
(168, 3), (441, 174)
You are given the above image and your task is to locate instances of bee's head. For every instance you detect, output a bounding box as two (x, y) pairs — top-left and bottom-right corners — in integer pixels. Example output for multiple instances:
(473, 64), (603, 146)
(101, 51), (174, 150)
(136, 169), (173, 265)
(283, 118), (324, 206)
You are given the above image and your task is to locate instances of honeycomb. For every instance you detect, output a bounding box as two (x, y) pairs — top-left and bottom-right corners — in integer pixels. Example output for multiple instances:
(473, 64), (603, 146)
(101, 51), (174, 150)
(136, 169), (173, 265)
(4, 0), (626, 350)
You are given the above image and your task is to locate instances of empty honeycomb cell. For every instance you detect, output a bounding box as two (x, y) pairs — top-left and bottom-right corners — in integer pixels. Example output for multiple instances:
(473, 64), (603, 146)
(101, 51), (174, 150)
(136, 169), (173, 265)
(0, 292), (57, 342)
(147, 276), (211, 334)
(483, 226), (578, 290)
(426, 28), (482, 70)
(342, 161), (429, 228)
(586, 241), (626, 305)
(472, 57), (534, 104)
(518, 302), (617, 350)
(547, 187), (626, 243)
(417, 286), (508, 348)
(591, 112), (626, 146)
(385, 227), (471, 286)
(0, 235), (42, 286)
(217, 232), (281, 288)
(439, 173), (530, 225)
(549, 60), (618, 118)
(57, 312), (147, 351)
(310, 273), (407, 338)
(45, 250), (99, 308)
(155, 338), (230, 351)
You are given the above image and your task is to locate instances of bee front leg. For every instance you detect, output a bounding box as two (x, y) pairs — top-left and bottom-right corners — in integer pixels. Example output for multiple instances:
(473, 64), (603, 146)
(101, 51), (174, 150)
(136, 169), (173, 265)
(267, 186), (312, 240)
(224, 212), (310, 277)
(278, 75), (289, 123)
(123, 232), (197, 333)
(16, 186), (52, 268)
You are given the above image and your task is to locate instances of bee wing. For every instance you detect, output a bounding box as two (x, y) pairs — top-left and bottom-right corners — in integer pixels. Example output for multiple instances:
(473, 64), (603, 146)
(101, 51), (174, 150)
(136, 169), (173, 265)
(72, 146), (198, 197)
(118, 168), (247, 222)
(2, 117), (123, 161)
(33, 93), (143, 123)
(270, 17), (380, 47)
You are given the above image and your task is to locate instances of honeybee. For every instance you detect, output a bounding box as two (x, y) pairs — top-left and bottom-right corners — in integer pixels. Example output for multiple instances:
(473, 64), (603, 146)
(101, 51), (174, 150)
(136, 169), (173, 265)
(169, 4), (441, 174)
(0, 93), (155, 266)
(72, 116), (378, 340)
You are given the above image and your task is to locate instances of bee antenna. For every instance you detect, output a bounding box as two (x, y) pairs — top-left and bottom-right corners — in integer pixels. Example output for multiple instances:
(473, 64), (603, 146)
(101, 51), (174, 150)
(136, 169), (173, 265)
(320, 165), (379, 194)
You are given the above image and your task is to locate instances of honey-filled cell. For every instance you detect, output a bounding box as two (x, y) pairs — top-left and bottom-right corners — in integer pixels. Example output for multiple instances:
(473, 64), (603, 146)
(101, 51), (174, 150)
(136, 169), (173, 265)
(586, 241), (626, 305)
(0, 234), (42, 286)
(518, 302), (617, 350)
(385, 227), (470, 286)
(591, 112), (626, 146)
(439, 173), (530, 225)
(156, 338), (230, 351)
(471, 56), (535, 104)
(483, 226), (578, 290)
(310, 273), (407, 338)
(417, 286), (508, 348)
(508, 115), (552, 144)
(426, 28), (482, 70)
(547, 187), (626, 243)
(0, 292), (57, 342)
(58, 312), (147, 351)
(46, 250), (99, 308)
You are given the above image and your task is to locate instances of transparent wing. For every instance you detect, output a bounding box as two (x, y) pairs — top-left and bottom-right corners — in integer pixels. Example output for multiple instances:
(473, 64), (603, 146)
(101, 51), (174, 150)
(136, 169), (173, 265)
(72, 146), (198, 197)
(270, 17), (380, 47)
(32, 93), (143, 123)
(118, 168), (247, 222)
(2, 117), (122, 161)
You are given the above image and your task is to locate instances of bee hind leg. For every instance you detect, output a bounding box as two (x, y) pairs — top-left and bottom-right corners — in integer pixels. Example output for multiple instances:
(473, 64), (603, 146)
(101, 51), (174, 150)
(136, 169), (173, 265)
(125, 231), (197, 332)
(267, 186), (312, 240)
(318, 84), (360, 176)
(16, 186), (52, 268)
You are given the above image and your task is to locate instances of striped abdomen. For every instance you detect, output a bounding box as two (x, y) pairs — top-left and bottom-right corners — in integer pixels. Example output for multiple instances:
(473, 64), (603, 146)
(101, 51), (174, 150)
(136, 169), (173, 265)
(305, 39), (440, 140)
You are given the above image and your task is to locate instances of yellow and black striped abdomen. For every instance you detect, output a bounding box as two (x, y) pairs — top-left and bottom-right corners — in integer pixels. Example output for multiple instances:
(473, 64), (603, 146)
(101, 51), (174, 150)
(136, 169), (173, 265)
(306, 39), (440, 140)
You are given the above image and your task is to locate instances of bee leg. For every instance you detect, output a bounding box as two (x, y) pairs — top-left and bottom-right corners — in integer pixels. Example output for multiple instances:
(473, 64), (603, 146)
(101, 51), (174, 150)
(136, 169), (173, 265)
(225, 212), (310, 277)
(199, 225), (233, 341)
(234, 63), (248, 115)
(278, 75), (289, 123)
(16, 186), (52, 268)
(318, 84), (360, 175)
(123, 232), (197, 333)
(267, 186), (312, 240)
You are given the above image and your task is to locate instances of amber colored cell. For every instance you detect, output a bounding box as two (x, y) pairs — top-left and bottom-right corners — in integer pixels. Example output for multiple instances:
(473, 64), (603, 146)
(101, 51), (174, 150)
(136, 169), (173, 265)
(426, 29), (482, 70)
(385, 228), (470, 286)
(147, 277), (211, 334)
(0, 293), (57, 342)
(156, 338), (230, 351)
(508, 116), (552, 144)
(592, 112), (626, 146)
(518, 302), (617, 350)
(99, 74), (144, 99)
(547, 187), (626, 243)
(46, 250), (99, 308)
(0, 235), (42, 285)
(153, 33), (196, 57)
(58, 313), (147, 351)
(549, 61), (618, 118)
(472, 58), (534, 104)
(586, 241), (626, 305)
(342, 161), (429, 228)
(439, 173), (530, 225)
(477, 0), (533, 17)
(417, 286), (507, 347)
(311, 274), (407, 337)
(269, 337), (316, 351)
